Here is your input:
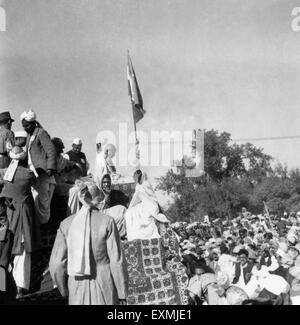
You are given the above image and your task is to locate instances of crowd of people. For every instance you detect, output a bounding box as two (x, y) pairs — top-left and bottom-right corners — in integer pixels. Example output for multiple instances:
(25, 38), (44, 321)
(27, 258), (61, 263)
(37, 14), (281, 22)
(171, 210), (300, 305)
(0, 108), (300, 305)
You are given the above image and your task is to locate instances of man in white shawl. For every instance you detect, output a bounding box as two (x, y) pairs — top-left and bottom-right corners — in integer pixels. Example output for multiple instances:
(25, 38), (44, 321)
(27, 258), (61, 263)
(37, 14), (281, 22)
(49, 182), (128, 305)
(125, 169), (169, 241)
(94, 143), (118, 188)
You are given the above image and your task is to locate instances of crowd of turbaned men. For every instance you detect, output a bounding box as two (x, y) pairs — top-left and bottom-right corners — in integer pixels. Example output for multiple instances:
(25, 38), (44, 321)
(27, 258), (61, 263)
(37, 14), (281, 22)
(0, 109), (300, 305)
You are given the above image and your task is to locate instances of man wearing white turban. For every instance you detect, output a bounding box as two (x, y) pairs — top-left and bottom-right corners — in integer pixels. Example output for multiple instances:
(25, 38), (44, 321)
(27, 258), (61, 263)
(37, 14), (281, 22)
(21, 110), (57, 224)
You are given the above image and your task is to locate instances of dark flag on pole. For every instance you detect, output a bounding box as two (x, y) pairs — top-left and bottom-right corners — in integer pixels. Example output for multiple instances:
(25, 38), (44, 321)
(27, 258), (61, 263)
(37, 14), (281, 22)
(127, 52), (146, 124)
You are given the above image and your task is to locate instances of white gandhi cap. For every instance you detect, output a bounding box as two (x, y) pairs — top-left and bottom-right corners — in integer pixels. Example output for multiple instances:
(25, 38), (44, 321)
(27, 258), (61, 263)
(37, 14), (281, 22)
(73, 138), (82, 145)
(15, 130), (28, 138)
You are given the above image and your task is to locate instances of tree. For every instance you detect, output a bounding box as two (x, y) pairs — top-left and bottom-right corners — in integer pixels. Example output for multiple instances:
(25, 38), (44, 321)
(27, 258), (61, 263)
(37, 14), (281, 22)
(157, 129), (274, 222)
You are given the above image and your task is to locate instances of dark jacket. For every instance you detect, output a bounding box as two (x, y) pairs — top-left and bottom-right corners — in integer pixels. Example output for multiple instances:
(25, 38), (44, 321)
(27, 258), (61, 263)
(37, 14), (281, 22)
(65, 150), (88, 176)
(232, 262), (254, 285)
(1, 166), (42, 254)
(26, 127), (57, 172)
(103, 190), (129, 209)
(0, 217), (16, 303)
(0, 129), (14, 169)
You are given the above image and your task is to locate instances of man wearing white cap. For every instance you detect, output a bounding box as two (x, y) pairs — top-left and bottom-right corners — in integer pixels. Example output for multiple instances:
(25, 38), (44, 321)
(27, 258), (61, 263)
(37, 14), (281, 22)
(20, 109), (57, 224)
(64, 138), (90, 177)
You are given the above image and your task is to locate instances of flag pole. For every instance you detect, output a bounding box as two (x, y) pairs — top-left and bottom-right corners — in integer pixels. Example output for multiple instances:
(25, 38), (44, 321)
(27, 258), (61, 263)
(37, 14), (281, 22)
(132, 102), (138, 144)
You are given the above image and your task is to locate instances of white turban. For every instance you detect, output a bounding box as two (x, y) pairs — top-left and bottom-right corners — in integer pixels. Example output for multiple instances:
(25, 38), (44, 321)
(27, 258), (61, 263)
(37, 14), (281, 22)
(20, 109), (37, 122)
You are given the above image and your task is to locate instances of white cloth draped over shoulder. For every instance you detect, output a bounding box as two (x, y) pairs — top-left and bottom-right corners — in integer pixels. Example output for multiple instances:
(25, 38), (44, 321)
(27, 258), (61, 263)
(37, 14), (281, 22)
(66, 185), (93, 277)
(125, 172), (169, 241)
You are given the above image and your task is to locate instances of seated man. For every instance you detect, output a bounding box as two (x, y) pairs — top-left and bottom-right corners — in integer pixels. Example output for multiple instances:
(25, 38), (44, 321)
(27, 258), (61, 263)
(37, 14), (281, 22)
(64, 138), (90, 177)
(188, 262), (223, 305)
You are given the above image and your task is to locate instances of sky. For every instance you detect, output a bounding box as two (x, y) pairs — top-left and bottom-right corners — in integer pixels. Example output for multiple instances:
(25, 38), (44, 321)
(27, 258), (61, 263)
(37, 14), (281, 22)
(1, 0), (300, 186)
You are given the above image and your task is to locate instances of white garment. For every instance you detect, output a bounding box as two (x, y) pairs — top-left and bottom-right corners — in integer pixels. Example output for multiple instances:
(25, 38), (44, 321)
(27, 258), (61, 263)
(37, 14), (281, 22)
(94, 152), (109, 189)
(104, 205), (127, 238)
(3, 159), (19, 182)
(244, 266), (269, 299)
(218, 254), (236, 284)
(67, 205), (91, 277)
(67, 185), (82, 216)
(27, 134), (39, 178)
(125, 198), (160, 241)
(125, 178), (168, 241)
(13, 244), (31, 290)
(266, 255), (279, 272)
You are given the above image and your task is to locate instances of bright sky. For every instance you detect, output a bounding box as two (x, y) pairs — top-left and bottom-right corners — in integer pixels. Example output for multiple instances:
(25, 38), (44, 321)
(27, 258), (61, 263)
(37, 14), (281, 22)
(1, 0), (300, 185)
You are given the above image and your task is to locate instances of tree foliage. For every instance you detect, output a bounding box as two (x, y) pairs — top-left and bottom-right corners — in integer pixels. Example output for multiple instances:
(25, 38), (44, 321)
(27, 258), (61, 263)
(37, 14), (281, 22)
(156, 129), (299, 222)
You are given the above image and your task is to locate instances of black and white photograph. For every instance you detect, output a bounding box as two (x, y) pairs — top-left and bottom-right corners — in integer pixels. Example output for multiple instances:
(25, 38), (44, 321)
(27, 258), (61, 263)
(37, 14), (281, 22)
(1, 0), (300, 307)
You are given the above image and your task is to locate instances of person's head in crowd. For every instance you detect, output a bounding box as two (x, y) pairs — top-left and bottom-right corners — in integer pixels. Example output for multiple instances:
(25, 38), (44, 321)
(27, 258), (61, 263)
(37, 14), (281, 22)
(289, 212), (296, 223)
(52, 137), (65, 155)
(262, 248), (271, 259)
(239, 228), (247, 239)
(215, 229), (222, 238)
(14, 130), (28, 147)
(290, 215), (297, 226)
(220, 243), (230, 255)
(101, 174), (112, 195)
(188, 235), (196, 244)
(195, 228), (202, 237)
(287, 246), (299, 260)
(179, 230), (188, 240)
(186, 227), (194, 237)
(211, 251), (219, 262)
(264, 232), (273, 242)
(253, 216), (260, 226)
(238, 249), (249, 265)
(248, 230), (255, 239)
(133, 169), (143, 185)
(0, 111), (14, 130)
(226, 237), (235, 249)
(195, 246), (203, 257)
(248, 249), (258, 264)
(20, 109), (40, 135)
(72, 138), (82, 154)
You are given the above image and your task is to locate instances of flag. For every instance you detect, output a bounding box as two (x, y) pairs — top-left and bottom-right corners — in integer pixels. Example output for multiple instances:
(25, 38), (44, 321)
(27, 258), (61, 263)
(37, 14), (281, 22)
(127, 52), (146, 124)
